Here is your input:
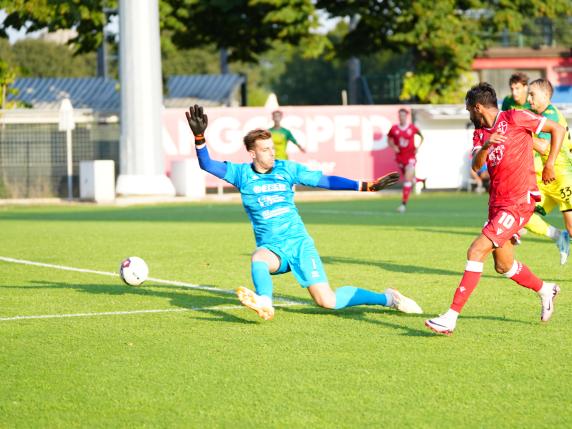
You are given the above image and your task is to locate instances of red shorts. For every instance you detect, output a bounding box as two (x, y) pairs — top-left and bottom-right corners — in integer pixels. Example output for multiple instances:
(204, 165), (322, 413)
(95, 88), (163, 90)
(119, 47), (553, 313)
(482, 201), (535, 248)
(396, 156), (416, 173)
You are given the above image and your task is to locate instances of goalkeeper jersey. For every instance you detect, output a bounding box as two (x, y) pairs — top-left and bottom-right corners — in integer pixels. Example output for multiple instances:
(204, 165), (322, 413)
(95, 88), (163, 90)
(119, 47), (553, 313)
(223, 160), (322, 246)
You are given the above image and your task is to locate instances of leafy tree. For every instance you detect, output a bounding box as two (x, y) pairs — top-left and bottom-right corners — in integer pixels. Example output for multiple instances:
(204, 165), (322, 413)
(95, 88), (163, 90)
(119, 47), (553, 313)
(0, 58), (18, 109)
(0, 0), (326, 62)
(318, 0), (571, 103)
(0, 0), (114, 54)
(11, 39), (97, 77)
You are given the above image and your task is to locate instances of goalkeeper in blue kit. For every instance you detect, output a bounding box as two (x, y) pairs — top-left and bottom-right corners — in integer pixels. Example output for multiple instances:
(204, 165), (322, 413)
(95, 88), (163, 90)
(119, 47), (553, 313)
(186, 105), (423, 320)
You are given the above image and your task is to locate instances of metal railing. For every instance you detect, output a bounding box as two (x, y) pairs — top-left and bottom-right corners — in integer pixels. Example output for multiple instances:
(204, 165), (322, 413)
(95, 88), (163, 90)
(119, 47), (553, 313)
(0, 119), (119, 198)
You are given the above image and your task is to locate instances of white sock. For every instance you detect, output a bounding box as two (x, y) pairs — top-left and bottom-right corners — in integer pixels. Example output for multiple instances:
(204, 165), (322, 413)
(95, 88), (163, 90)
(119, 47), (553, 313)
(258, 295), (273, 307)
(546, 226), (560, 241)
(538, 282), (552, 295)
(444, 309), (459, 321)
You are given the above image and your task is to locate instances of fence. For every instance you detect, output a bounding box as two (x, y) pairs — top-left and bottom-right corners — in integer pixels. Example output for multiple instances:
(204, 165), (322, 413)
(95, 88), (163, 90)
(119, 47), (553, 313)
(0, 118), (119, 198)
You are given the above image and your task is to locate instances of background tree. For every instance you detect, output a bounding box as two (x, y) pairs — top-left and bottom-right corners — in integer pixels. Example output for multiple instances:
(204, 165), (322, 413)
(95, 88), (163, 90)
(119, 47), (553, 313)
(0, 58), (18, 109)
(318, 0), (572, 103)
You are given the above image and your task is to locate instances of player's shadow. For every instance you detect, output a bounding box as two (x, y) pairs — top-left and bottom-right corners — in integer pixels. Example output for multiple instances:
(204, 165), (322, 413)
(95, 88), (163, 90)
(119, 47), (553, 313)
(321, 255), (459, 277)
(279, 306), (434, 337)
(460, 314), (532, 325)
(415, 227), (552, 244)
(7, 280), (258, 325)
(321, 255), (507, 280)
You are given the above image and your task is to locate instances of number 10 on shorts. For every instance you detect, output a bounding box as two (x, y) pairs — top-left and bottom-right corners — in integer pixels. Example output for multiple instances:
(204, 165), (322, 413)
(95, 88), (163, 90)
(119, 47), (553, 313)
(498, 212), (515, 228)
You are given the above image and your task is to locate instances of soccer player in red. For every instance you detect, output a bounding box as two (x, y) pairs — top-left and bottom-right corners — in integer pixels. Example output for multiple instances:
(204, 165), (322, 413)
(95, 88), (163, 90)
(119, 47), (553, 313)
(387, 108), (424, 213)
(425, 83), (565, 336)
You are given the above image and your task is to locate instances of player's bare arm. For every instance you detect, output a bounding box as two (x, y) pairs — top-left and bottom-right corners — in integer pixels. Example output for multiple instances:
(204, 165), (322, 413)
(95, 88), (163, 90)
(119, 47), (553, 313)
(387, 136), (398, 153)
(415, 131), (425, 153)
(472, 132), (505, 172)
(532, 136), (549, 155)
(539, 119), (566, 184)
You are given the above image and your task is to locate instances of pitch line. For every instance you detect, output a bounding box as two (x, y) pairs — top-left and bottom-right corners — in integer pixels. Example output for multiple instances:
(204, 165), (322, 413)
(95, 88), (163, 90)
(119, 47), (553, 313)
(0, 302), (304, 322)
(0, 256), (305, 305)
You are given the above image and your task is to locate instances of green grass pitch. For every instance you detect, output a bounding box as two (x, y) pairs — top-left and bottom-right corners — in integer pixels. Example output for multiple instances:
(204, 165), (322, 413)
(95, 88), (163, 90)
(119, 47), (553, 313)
(0, 193), (571, 427)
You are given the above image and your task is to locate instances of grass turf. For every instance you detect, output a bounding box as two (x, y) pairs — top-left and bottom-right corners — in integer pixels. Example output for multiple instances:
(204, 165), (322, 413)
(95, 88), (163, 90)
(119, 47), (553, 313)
(0, 193), (571, 428)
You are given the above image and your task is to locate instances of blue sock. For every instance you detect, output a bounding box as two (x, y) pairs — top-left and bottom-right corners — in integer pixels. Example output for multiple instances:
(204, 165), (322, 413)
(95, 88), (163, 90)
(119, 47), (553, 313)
(334, 286), (389, 310)
(251, 261), (273, 300)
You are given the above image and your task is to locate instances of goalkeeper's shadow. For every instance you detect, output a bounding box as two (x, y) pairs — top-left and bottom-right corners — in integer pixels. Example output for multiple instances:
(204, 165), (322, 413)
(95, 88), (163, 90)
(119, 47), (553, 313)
(279, 305), (434, 337)
(16, 280), (258, 325)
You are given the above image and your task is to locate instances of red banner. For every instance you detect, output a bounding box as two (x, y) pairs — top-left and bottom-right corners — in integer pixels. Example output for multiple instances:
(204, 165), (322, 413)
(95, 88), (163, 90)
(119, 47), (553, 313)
(162, 105), (404, 187)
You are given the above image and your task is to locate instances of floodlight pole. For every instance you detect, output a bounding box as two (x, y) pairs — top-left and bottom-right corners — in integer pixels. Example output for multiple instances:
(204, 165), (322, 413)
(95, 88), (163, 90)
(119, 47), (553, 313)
(116, 0), (175, 196)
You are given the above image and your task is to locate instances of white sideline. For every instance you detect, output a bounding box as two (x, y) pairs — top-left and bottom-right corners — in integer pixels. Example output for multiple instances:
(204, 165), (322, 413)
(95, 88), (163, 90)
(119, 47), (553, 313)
(0, 256), (231, 295)
(0, 302), (303, 322)
(0, 256), (307, 322)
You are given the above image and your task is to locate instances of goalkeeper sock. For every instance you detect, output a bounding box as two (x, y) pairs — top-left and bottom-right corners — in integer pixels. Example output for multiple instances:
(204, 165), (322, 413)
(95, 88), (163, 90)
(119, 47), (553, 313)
(251, 261), (273, 300)
(334, 286), (389, 309)
(402, 181), (412, 204)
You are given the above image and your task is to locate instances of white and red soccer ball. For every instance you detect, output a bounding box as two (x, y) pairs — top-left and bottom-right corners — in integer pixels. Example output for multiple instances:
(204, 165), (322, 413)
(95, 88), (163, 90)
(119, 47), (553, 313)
(119, 256), (149, 286)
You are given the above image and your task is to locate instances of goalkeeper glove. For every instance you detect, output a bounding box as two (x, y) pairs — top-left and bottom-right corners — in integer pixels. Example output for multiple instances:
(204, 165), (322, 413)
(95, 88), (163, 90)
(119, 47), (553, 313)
(185, 104), (209, 144)
(360, 172), (400, 192)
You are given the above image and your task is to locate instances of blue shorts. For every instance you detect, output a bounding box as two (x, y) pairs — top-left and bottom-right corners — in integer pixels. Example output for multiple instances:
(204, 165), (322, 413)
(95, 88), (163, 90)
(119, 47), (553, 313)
(261, 235), (328, 287)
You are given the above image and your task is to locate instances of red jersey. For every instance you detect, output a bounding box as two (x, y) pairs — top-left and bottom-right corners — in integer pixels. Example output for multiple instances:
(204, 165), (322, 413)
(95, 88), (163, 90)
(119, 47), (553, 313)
(388, 123), (419, 158)
(472, 110), (545, 206)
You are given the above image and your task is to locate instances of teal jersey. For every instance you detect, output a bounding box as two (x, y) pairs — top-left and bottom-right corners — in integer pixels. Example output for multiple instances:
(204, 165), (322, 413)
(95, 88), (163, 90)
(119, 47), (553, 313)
(223, 160), (322, 246)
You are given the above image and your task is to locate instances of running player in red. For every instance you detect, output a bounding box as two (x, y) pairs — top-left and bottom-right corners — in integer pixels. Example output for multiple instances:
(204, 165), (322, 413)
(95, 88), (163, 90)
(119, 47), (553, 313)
(425, 82), (565, 336)
(387, 108), (424, 213)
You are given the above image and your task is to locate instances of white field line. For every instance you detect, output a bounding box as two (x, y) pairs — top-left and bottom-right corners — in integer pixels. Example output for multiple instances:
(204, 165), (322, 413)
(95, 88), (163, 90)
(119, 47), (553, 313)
(0, 302), (303, 322)
(0, 256), (307, 321)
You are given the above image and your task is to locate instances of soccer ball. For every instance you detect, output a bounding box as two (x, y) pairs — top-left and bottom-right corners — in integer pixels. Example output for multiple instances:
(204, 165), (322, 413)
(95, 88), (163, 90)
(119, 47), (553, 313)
(119, 256), (149, 286)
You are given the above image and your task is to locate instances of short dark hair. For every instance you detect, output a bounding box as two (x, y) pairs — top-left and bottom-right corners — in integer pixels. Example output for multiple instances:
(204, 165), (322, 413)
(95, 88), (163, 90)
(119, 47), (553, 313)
(465, 82), (498, 109)
(529, 78), (553, 99)
(509, 72), (529, 86)
(244, 129), (272, 151)
(398, 108), (409, 115)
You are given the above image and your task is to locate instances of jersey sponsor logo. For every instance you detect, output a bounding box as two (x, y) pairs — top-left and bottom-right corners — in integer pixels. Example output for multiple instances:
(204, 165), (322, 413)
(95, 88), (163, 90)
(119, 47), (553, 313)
(261, 207), (290, 219)
(496, 121), (508, 134)
(253, 183), (287, 194)
(497, 227), (504, 235)
(488, 144), (505, 167)
(257, 195), (285, 207)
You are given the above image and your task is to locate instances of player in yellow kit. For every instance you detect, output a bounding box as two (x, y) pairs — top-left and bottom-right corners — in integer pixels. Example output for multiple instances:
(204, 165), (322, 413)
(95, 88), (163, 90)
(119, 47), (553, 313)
(524, 78), (572, 264)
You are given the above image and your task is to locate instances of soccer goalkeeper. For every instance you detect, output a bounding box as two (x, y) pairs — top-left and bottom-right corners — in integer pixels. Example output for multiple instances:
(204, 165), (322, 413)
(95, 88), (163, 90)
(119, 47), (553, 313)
(186, 105), (422, 320)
